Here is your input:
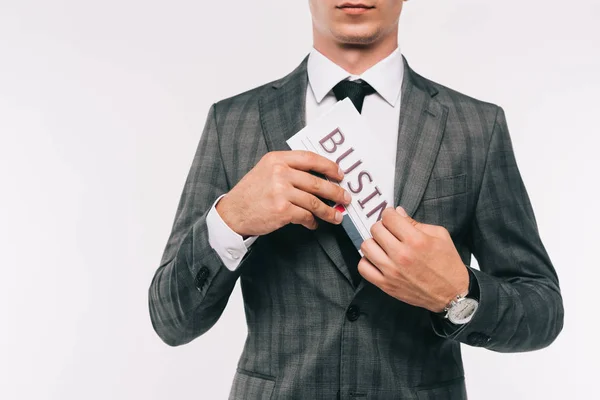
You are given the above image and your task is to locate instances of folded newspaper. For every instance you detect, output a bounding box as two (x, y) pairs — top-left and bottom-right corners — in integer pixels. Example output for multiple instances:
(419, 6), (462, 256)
(286, 98), (391, 255)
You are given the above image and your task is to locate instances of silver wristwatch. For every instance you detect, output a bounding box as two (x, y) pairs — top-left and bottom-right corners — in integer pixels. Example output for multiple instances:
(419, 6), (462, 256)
(443, 293), (479, 325)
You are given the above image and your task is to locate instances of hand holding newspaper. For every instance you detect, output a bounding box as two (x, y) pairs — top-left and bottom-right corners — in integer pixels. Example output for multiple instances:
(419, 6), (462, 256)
(286, 98), (391, 255)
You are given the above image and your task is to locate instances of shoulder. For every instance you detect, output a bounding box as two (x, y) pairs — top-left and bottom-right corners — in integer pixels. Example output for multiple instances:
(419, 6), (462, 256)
(211, 79), (275, 119)
(210, 55), (308, 123)
(408, 65), (502, 126)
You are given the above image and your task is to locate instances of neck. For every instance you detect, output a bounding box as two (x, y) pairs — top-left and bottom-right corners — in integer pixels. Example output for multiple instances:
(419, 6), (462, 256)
(312, 31), (399, 75)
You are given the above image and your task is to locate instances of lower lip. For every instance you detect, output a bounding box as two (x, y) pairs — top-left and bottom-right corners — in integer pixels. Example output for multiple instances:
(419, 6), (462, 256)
(338, 7), (374, 15)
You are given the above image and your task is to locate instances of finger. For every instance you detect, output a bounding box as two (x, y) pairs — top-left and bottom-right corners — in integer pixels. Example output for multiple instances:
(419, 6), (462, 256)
(288, 169), (351, 206)
(288, 187), (343, 225)
(396, 207), (450, 239)
(370, 220), (407, 258)
(409, 221), (445, 238)
(283, 150), (344, 182)
(380, 207), (428, 244)
(357, 257), (386, 287)
(396, 207), (447, 238)
(288, 204), (319, 230)
(359, 238), (394, 275)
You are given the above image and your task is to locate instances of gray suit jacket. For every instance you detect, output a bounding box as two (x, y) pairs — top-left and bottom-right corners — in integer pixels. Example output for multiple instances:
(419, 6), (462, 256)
(148, 54), (564, 399)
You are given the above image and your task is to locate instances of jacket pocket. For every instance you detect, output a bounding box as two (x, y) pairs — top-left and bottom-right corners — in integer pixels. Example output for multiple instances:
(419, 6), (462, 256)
(422, 173), (467, 201)
(228, 367), (276, 400)
(415, 376), (467, 400)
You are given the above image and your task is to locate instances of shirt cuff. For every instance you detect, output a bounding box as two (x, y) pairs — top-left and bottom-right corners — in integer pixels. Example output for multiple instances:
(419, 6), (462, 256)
(206, 194), (259, 271)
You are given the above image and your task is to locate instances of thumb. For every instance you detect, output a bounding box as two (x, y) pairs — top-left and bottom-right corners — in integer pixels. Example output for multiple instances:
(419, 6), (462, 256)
(395, 206), (439, 236)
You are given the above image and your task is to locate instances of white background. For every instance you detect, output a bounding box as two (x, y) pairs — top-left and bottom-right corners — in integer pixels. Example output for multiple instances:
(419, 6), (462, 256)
(1, 1), (598, 399)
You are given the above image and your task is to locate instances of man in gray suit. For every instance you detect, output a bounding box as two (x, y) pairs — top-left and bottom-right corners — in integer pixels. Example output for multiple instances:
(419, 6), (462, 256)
(148, 1), (564, 398)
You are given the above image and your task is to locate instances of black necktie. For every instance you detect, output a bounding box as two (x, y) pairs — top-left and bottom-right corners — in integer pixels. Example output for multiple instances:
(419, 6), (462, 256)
(332, 78), (376, 113)
(329, 78), (376, 287)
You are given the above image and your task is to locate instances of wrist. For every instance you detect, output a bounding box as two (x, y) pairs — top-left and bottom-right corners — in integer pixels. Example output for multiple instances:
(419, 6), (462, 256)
(458, 265), (470, 297)
(433, 264), (471, 313)
(433, 266), (480, 324)
(215, 195), (249, 238)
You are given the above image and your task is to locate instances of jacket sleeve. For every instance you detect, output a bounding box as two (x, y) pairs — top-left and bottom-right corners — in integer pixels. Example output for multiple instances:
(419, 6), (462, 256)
(148, 103), (255, 346)
(430, 106), (564, 352)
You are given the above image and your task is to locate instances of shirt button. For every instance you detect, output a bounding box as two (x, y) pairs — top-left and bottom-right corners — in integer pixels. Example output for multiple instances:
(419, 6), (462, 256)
(346, 305), (361, 321)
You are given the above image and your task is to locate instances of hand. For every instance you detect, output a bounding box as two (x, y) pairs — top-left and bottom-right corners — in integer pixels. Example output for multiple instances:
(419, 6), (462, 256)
(216, 150), (352, 237)
(358, 206), (469, 313)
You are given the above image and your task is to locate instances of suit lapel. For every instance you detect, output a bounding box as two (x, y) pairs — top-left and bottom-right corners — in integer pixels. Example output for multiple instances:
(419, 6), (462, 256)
(393, 56), (449, 216)
(259, 55), (355, 286)
(355, 56), (449, 294)
(258, 57), (308, 153)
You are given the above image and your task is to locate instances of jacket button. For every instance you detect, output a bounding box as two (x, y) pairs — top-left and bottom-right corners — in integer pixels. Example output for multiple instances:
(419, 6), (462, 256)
(467, 332), (490, 346)
(194, 266), (210, 291)
(346, 305), (361, 321)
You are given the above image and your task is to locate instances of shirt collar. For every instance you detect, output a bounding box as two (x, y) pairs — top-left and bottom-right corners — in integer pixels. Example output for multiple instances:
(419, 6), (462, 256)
(307, 46), (404, 107)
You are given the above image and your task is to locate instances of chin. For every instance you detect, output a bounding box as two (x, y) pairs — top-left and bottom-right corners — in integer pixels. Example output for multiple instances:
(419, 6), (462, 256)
(332, 26), (383, 45)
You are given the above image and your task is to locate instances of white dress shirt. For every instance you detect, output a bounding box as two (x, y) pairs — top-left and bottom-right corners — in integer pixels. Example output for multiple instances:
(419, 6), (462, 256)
(206, 46), (404, 271)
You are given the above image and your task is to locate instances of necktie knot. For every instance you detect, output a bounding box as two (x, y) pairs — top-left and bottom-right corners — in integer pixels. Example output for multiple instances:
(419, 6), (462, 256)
(332, 79), (376, 114)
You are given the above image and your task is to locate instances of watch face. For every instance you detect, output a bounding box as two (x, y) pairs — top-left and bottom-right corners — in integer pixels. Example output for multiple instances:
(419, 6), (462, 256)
(448, 298), (479, 325)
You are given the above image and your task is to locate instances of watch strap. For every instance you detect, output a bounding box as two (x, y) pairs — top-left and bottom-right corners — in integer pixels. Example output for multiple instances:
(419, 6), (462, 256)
(466, 266), (480, 302)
